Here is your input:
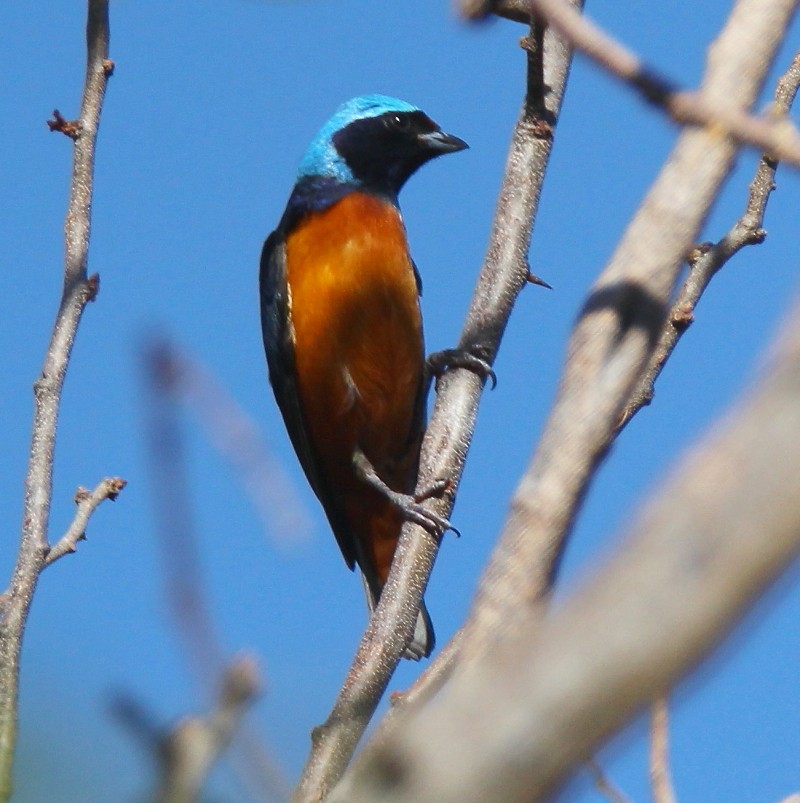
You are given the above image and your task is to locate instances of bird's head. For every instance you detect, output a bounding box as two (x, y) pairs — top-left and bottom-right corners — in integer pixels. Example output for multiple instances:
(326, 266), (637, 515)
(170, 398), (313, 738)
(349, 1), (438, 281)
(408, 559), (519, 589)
(296, 94), (468, 199)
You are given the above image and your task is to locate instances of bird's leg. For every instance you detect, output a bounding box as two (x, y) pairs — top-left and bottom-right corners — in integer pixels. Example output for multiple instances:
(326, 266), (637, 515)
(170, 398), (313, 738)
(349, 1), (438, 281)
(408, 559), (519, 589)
(352, 448), (455, 536)
(426, 347), (497, 394)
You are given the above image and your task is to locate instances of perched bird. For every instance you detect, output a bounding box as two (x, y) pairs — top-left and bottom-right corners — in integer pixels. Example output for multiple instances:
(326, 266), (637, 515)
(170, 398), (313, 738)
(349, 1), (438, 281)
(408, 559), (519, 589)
(260, 95), (467, 659)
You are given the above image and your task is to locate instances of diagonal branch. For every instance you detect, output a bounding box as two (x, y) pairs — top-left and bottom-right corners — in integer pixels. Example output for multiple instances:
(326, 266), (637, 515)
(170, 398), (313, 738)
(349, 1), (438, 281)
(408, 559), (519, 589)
(0, 2), (113, 798)
(290, 5), (583, 800)
(525, 0), (800, 168)
(333, 288), (800, 801)
(621, 50), (800, 424)
(43, 478), (126, 568)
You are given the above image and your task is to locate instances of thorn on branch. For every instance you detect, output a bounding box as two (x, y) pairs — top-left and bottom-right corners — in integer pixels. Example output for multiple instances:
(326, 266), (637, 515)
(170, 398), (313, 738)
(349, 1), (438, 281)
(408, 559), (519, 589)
(526, 270), (553, 289)
(46, 109), (82, 140)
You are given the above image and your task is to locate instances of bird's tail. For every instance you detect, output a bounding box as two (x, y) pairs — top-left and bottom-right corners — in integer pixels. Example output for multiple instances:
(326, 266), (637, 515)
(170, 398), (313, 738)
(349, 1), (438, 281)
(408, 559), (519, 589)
(360, 572), (435, 660)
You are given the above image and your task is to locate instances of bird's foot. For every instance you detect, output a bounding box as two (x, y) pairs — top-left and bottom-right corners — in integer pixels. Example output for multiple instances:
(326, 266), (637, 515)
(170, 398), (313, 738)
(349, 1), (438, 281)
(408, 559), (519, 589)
(352, 450), (456, 536)
(426, 347), (497, 391)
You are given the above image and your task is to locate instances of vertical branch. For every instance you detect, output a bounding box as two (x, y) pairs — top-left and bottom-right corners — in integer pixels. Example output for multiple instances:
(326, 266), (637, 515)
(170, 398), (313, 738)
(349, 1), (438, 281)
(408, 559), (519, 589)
(0, 2), (112, 798)
(650, 696), (677, 803)
(291, 6), (583, 801)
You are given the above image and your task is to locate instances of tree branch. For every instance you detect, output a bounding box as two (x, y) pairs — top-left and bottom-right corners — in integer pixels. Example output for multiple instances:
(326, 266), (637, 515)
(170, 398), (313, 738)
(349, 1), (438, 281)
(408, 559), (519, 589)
(587, 759), (633, 803)
(290, 5), (583, 800)
(448, 0), (795, 672)
(43, 478), (126, 568)
(650, 696), (677, 803)
(0, 2), (112, 798)
(525, 0), (800, 168)
(622, 51), (800, 424)
(155, 656), (261, 803)
(330, 260), (800, 802)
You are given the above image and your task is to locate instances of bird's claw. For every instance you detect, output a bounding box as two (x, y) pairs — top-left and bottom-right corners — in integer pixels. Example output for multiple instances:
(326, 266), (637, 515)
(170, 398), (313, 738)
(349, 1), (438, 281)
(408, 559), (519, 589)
(426, 348), (497, 390)
(352, 449), (457, 536)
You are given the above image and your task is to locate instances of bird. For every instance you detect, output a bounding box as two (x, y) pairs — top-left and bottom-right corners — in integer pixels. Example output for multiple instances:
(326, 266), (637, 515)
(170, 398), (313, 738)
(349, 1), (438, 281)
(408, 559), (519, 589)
(260, 94), (467, 659)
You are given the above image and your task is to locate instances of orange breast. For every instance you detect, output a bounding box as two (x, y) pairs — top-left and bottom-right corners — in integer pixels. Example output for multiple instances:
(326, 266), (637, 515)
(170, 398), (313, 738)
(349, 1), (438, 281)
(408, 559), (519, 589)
(285, 192), (424, 579)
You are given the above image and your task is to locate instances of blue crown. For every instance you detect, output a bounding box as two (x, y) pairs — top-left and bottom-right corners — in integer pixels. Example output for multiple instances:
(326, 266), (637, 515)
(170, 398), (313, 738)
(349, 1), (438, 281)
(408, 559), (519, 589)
(297, 94), (420, 183)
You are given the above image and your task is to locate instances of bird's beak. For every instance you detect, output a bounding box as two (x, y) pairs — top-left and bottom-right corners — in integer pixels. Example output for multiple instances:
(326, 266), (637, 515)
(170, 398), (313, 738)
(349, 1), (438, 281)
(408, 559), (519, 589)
(418, 129), (469, 154)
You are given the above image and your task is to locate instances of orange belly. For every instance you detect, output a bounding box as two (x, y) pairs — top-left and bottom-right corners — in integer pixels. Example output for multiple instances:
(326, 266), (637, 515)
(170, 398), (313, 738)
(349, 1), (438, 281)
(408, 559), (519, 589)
(285, 192), (424, 583)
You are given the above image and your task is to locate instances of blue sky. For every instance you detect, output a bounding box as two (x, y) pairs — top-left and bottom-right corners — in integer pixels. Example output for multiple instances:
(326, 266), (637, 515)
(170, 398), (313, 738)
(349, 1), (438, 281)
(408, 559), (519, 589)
(2, 1), (799, 800)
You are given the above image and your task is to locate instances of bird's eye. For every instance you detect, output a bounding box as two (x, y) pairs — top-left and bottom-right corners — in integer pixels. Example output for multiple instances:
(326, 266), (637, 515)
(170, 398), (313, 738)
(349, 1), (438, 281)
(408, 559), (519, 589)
(387, 114), (410, 131)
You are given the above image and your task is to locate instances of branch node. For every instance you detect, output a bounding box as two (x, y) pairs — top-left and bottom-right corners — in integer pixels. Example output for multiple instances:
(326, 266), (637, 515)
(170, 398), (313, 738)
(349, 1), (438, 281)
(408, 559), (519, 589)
(46, 109), (82, 140)
(86, 273), (101, 302)
(671, 305), (694, 332)
(687, 242), (714, 266)
(102, 58), (115, 75)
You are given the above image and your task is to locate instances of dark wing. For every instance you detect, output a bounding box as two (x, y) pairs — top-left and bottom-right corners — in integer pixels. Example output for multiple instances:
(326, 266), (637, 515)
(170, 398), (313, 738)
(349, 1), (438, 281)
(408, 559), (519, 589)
(259, 230), (358, 568)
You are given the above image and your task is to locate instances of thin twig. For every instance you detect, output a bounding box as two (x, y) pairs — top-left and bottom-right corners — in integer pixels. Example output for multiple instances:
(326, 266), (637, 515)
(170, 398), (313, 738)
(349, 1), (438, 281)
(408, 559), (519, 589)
(621, 51), (800, 425)
(650, 696), (677, 803)
(290, 7), (582, 800)
(525, 0), (800, 168)
(155, 655), (261, 803)
(0, 2), (112, 798)
(43, 478), (126, 568)
(587, 758), (634, 803)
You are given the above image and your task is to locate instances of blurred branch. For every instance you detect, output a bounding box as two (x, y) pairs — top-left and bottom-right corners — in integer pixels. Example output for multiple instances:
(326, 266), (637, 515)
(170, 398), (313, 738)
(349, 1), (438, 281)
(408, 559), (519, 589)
(587, 759), (633, 803)
(330, 285), (800, 800)
(448, 0), (795, 672)
(525, 0), (800, 168)
(144, 338), (289, 801)
(291, 8), (582, 800)
(155, 656), (261, 803)
(650, 696), (677, 803)
(457, 0), (534, 24)
(155, 340), (311, 547)
(0, 2), (113, 798)
(43, 478), (126, 568)
(622, 50), (800, 424)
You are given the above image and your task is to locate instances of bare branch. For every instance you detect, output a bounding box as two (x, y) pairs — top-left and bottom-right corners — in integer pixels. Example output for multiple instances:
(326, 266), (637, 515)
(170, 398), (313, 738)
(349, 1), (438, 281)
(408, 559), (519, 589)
(330, 285), (800, 802)
(43, 478), (126, 568)
(290, 8), (582, 800)
(587, 759), (633, 803)
(448, 0), (795, 672)
(152, 339), (311, 547)
(0, 2), (112, 797)
(650, 697), (677, 803)
(155, 655), (261, 803)
(622, 51), (800, 424)
(524, 0), (800, 168)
